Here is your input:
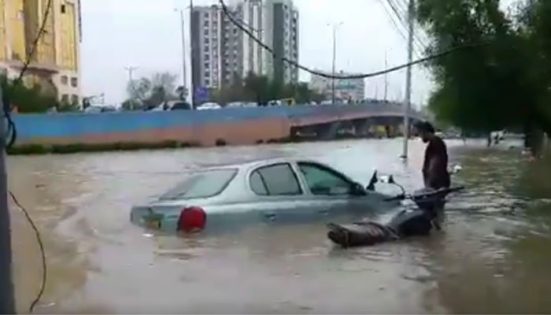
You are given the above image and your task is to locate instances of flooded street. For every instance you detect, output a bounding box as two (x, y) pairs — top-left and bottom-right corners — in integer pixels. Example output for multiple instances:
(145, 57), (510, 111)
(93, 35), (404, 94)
(7, 139), (551, 314)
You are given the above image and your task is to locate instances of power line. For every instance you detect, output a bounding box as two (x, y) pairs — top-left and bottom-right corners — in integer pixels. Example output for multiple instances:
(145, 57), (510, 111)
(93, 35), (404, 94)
(384, 0), (426, 54)
(8, 192), (46, 313)
(391, 0), (429, 50)
(4, 0), (54, 149)
(218, 0), (486, 80)
(1, 0), (53, 312)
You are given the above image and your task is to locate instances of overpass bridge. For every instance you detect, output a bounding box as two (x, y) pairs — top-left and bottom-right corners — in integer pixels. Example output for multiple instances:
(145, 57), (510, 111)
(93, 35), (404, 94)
(283, 102), (426, 140)
(11, 101), (428, 149)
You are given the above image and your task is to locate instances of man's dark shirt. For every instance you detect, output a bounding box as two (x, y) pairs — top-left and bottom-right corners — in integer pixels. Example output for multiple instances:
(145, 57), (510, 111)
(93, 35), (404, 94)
(423, 136), (450, 189)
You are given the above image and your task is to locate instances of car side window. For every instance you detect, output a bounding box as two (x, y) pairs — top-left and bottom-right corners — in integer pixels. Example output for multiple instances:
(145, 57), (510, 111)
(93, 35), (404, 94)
(298, 163), (353, 195)
(250, 163), (302, 196)
(250, 171), (268, 195)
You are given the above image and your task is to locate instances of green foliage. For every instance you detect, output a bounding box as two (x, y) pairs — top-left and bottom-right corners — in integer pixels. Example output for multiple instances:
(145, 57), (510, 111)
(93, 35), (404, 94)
(212, 72), (323, 105)
(124, 72), (179, 110)
(1, 75), (59, 113)
(417, 0), (551, 134)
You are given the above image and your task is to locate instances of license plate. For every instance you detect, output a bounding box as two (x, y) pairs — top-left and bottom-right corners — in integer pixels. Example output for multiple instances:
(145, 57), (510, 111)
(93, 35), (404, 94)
(144, 218), (161, 229)
(144, 217), (161, 230)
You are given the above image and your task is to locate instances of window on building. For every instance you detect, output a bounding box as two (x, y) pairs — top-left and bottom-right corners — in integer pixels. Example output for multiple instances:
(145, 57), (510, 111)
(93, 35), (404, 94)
(204, 29), (209, 35)
(61, 75), (68, 85)
(205, 79), (210, 86)
(71, 95), (79, 105)
(204, 13), (209, 18)
(61, 94), (69, 104)
(61, 4), (66, 14)
(205, 38), (210, 44)
(204, 21), (209, 27)
(204, 54), (210, 61)
(71, 77), (78, 87)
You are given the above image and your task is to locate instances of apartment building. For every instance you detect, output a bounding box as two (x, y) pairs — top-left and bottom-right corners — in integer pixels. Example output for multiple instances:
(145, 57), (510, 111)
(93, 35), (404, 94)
(310, 70), (366, 102)
(0, 0), (81, 105)
(190, 0), (299, 92)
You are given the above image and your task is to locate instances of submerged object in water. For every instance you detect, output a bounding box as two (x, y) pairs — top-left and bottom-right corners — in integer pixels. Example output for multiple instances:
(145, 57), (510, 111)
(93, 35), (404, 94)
(327, 209), (432, 248)
(327, 186), (465, 248)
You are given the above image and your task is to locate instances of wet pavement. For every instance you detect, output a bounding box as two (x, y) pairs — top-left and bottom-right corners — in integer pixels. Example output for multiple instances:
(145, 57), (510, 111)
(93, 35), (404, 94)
(8, 138), (551, 313)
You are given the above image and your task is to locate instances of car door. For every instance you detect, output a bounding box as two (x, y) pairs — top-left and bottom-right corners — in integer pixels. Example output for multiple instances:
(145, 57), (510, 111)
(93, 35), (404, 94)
(295, 162), (383, 218)
(247, 163), (325, 223)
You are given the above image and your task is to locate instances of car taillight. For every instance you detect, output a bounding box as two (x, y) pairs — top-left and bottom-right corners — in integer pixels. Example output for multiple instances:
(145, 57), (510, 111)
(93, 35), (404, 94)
(177, 206), (207, 233)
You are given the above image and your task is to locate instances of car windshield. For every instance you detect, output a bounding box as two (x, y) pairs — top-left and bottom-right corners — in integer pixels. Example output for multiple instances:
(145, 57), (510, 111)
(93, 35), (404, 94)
(159, 168), (237, 200)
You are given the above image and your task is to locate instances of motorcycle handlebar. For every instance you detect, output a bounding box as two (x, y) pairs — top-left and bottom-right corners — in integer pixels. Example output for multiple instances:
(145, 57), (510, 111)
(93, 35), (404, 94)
(384, 186), (465, 202)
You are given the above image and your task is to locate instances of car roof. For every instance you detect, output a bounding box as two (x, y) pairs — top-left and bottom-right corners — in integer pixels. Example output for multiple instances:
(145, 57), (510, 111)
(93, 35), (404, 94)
(199, 157), (327, 172)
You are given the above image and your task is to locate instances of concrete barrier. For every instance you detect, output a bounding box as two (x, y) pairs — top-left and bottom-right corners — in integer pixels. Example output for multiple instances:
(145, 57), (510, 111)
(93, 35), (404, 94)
(11, 103), (420, 149)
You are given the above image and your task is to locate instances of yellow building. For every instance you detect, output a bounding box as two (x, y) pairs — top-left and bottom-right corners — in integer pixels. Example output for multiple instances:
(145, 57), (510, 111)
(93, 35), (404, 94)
(0, 0), (81, 105)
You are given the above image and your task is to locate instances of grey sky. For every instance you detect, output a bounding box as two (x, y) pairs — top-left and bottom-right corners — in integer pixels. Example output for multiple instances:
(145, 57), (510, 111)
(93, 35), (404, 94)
(81, 0), (435, 107)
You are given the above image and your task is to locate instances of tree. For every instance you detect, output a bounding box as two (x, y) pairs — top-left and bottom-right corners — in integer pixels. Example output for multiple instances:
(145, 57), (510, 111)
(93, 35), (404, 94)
(1, 75), (59, 113)
(417, 0), (551, 144)
(123, 71), (180, 110)
(209, 72), (322, 106)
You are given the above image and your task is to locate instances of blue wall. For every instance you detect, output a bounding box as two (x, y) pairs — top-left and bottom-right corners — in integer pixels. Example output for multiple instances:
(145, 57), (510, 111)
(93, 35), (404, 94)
(12, 103), (413, 142)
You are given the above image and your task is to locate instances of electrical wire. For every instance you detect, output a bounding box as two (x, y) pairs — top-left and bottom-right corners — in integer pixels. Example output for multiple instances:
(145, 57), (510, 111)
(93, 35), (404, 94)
(2, 0), (53, 312)
(218, 0), (487, 80)
(4, 0), (54, 150)
(8, 191), (47, 313)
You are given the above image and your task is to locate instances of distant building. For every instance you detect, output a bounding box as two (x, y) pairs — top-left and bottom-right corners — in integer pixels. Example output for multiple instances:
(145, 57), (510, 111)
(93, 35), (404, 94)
(309, 70), (365, 102)
(0, 0), (82, 105)
(190, 0), (299, 93)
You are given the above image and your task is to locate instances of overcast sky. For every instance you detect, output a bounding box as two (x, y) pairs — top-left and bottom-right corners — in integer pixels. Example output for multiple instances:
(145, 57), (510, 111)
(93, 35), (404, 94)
(81, 0), (437, 107)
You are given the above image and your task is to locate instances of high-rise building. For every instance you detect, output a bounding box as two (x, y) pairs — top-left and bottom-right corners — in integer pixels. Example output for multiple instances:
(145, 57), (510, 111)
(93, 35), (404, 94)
(0, 0), (82, 105)
(190, 0), (298, 95)
(261, 0), (298, 84)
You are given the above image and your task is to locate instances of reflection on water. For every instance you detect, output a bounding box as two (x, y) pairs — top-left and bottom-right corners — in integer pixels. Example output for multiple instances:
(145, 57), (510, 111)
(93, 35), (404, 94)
(7, 139), (551, 313)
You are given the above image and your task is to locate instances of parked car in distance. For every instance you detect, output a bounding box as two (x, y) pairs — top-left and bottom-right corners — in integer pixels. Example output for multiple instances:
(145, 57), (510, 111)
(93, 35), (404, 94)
(151, 101), (193, 111)
(197, 102), (222, 110)
(84, 105), (118, 113)
(226, 101), (257, 108)
(130, 158), (397, 234)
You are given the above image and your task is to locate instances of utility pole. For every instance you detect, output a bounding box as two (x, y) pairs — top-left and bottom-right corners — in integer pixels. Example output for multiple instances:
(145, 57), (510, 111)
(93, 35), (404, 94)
(124, 66), (138, 83)
(330, 22), (343, 106)
(0, 87), (16, 314)
(124, 66), (139, 110)
(177, 8), (188, 101)
(384, 51), (388, 102)
(189, 0), (196, 109)
(401, 0), (415, 160)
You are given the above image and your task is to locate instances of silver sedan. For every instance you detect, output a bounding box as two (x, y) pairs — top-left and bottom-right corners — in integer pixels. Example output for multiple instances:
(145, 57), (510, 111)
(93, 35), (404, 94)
(130, 158), (397, 233)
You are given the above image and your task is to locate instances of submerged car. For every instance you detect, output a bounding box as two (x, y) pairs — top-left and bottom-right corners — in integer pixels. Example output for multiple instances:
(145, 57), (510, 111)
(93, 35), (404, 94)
(130, 158), (397, 233)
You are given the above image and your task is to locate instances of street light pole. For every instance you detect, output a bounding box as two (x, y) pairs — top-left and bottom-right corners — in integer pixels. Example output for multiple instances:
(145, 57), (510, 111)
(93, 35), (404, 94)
(0, 87), (16, 314)
(178, 8), (188, 101)
(401, 0), (415, 159)
(330, 22), (343, 106)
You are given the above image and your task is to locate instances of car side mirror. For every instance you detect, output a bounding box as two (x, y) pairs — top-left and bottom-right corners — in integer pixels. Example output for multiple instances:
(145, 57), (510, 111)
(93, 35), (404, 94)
(379, 175), (396, 184)
(366, 171), (378, 191)
(351, 182), (367, 196)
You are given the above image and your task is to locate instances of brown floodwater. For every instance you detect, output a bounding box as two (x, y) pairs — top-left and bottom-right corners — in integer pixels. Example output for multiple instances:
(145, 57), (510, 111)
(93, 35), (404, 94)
(7, 138), (551, 314)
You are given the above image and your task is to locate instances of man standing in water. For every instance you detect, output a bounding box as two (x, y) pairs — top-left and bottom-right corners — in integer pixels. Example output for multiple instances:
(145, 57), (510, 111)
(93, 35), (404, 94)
(414, 121), (451, 230)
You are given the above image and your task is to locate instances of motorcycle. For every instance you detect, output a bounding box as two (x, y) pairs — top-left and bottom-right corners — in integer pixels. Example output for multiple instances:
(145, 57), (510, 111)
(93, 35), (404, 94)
(327, 172), (465, 248)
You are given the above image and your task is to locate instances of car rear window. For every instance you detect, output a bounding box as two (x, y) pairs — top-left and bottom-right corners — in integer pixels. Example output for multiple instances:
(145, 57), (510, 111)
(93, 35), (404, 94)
(159, 168), (237, 200)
